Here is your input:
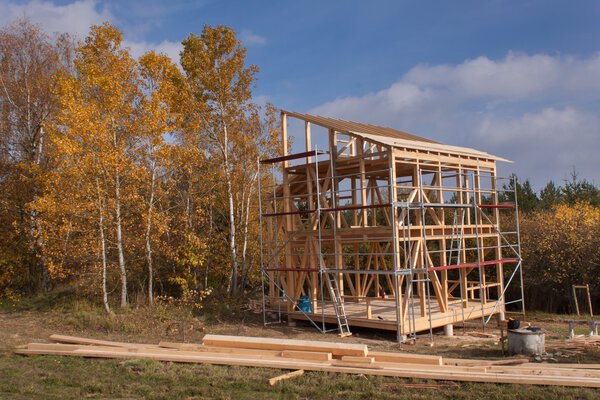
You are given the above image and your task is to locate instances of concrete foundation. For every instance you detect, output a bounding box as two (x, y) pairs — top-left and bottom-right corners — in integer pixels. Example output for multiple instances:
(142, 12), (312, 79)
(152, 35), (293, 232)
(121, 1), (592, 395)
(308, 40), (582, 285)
(443, 324), (454, 337)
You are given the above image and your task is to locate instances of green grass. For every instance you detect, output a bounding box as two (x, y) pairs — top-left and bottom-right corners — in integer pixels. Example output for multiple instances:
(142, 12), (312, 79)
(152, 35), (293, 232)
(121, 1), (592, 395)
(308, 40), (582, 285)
(2, 353), (599, 400)
(1, 293), (600, 399)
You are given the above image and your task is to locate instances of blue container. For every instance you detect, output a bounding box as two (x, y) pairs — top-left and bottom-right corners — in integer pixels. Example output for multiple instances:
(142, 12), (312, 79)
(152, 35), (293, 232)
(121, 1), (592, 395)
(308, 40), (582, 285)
(298, 295), (313, 313)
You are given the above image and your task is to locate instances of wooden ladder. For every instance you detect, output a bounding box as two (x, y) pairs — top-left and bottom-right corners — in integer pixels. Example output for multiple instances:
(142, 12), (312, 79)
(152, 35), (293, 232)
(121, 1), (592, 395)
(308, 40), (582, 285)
(325, 272), (352, 337)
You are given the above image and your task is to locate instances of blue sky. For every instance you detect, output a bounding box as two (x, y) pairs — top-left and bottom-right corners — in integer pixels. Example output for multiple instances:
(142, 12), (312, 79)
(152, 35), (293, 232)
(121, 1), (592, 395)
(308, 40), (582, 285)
(1, 0), (599, 188)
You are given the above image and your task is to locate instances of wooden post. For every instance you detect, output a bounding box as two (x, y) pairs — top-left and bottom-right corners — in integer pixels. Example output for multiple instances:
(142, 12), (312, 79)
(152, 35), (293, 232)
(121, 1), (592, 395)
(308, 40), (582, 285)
(491, 168), (505, 312)
(281, 113), (295, 310)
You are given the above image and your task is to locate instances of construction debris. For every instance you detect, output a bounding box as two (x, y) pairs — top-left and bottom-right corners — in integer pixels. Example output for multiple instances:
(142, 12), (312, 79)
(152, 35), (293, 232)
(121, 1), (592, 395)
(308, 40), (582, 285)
(14, 334), (600, 388)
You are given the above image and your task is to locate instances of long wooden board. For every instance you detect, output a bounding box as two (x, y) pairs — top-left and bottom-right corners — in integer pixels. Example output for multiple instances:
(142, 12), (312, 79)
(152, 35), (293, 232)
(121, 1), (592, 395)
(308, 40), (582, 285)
(201, 334), (368, 357)
(159, 342), (283, 357)
(15, 347), (600, 388)
(281, 350), (332, 361)
(369, 351), (443, 366)
(49, 334), (158, 349)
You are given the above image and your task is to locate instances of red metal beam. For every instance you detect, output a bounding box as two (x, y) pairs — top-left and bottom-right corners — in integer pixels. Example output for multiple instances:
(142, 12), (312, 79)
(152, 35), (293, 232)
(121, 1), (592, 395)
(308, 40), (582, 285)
(260, 150), (328, 164)
(261, 209), (315, 217)
(478, 203), (516, 209)
(264, 268), (320, 272)
(263, 202), (391, 217)
(321, 203), (391, 213)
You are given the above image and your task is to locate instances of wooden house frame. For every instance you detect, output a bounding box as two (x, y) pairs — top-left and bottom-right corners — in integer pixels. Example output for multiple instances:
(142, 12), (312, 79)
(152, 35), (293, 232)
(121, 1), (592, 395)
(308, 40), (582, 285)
(258, 111), (523, 342)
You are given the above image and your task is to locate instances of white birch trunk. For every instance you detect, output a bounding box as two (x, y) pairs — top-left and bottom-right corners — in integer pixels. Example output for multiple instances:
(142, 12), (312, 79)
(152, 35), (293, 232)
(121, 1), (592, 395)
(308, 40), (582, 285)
(218, 106), (238, 295)
(96, 177), (112, 314)
(240, 172), (257, 290)
(112, 127), (128, 308)
(145, 159), (156, 306)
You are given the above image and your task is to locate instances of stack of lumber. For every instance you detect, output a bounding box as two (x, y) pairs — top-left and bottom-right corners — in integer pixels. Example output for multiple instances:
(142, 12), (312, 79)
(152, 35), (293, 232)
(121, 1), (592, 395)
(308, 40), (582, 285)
(546, 336), (600, 353)
(15, 334), (600, 387)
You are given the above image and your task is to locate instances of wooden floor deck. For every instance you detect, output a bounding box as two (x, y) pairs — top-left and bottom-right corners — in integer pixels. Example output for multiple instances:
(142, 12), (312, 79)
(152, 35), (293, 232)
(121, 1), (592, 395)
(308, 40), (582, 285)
(286, 298), (501, 334)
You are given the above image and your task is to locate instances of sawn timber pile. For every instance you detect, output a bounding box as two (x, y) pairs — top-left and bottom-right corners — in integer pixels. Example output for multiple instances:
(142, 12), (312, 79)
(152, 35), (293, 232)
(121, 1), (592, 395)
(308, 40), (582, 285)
(14, 334), (600, 388)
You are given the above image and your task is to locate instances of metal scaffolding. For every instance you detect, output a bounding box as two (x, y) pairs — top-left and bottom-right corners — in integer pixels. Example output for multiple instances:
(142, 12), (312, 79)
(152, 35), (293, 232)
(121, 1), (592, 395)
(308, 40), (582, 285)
(257, 111), (524, 342)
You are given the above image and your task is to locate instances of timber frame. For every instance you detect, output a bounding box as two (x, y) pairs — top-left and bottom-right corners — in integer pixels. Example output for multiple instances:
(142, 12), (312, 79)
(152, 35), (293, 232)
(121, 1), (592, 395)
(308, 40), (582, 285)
(258, 111), (524, 342)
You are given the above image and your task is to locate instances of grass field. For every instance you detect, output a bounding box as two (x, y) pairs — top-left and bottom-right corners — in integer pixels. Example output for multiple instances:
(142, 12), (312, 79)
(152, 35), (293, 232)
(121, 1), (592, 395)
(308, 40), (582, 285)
(1, 292), (599, 399)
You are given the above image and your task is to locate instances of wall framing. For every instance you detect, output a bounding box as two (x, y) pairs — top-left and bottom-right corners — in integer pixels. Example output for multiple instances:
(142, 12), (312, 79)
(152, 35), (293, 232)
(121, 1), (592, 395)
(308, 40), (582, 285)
(258, 111), (524, 342)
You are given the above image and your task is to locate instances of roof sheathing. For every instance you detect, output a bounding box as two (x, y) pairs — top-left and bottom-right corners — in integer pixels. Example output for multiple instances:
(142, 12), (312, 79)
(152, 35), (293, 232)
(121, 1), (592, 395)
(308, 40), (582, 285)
(282, 110), (511, 163)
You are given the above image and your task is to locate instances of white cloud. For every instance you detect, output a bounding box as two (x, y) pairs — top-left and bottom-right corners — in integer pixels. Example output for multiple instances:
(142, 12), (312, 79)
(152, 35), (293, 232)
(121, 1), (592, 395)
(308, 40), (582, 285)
(404, 52), (600, 98)
(124, 40), (182, 64)
(476, 108), (600, 187)
(310, 52), (600, 187)
(239, 29), (266, 46)
(0, 0), (112, 37)
(0, 0), (183, 63)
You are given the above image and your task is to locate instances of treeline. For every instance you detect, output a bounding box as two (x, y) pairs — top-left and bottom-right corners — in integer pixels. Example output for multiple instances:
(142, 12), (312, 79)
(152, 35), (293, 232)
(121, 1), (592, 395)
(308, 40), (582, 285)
(507, 174), (600, 313)
(1, 18), (598, 316)
(0, 19), (279, 311)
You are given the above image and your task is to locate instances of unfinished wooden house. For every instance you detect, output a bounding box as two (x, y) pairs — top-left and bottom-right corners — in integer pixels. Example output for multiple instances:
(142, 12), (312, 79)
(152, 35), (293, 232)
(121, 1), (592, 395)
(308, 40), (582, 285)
(258, 111), (523, 342)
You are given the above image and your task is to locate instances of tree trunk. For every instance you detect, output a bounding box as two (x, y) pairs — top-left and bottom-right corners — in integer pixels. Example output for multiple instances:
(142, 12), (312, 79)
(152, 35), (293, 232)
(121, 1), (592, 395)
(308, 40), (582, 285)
(219, 107), (238, 296)
(96, 177), (112, 314)
(32, 126), (49, 290)
(239, 173), (256, 293)
(114, 168), (128, 308)
(145, 160), (156, 306)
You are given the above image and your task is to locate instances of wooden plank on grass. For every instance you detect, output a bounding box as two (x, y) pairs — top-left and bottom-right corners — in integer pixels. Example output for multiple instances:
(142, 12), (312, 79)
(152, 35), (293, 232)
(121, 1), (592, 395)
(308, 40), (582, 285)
(49, 334), (157, 349)
(341, 356), (375, 364)
(202, 335), (368, 357)
(268, 370), (304, 385)
(368, 351), (442, 366)
(159, 342), (282, 357)
(27, 343), (286, 360)
(281, 350), (332, 361)
(331, 360), (383, 369)
(14, 348), (600, 387)
(27, 343), (134, 353)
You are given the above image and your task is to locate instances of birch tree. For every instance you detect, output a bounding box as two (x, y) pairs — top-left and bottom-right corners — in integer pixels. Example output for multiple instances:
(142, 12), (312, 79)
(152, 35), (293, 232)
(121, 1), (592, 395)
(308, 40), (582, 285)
(0, 18), (72, 292)
(51, 23), (139, 307)
(137, 51), (183, 305)
(181, 25), (258, 295)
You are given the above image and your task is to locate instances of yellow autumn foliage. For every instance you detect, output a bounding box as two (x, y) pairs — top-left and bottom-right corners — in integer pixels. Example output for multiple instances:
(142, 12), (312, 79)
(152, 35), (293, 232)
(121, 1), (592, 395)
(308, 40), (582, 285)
(521, 202), (600, 312)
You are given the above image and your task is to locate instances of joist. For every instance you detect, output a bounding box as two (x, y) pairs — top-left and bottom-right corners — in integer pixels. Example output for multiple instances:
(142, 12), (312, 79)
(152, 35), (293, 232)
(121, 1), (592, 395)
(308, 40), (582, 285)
(268, 369), (304, 385)
(201, 334), (368, 357)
